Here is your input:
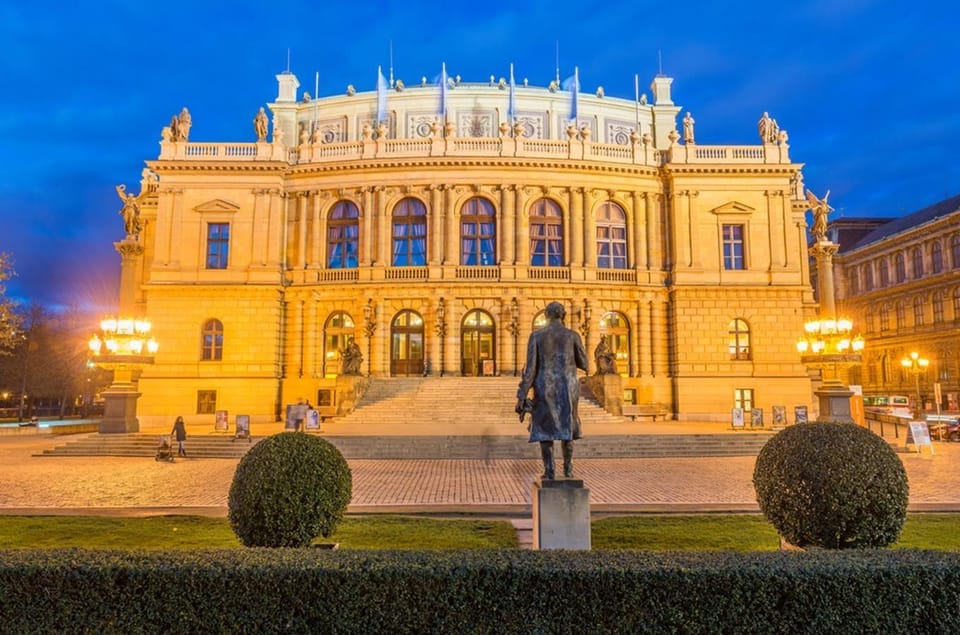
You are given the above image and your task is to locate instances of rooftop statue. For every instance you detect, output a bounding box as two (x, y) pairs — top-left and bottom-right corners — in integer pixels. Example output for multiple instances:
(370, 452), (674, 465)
(806, 189), (833, 243)
(254, 107), (268, 141)
(683, 111), (695, 144)
(115, 184), (145, 238)
(758, 111), (779, 144)
(175, 108), (192, 142)
(516, 301), (589, 480)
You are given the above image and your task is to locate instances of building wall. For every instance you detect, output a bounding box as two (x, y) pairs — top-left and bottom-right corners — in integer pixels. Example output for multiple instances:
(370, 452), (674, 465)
(129, 73), (816, 426)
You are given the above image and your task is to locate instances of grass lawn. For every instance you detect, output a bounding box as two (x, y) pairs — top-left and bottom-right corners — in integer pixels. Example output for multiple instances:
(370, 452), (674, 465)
(0, 513), (956, 551)
(0, 515), (518, 550)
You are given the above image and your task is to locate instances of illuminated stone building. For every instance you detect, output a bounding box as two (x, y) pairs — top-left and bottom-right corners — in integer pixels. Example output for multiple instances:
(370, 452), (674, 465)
(833, 195), (960, 411)
(125, 69), (818, 426)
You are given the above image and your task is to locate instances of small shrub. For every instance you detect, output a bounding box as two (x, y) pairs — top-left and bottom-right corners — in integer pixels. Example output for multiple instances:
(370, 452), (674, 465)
(228, 433), (352, 547)
(753, 422), (908, 549)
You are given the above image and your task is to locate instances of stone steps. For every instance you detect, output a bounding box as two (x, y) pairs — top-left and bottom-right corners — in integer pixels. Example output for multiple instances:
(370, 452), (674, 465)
(37, 431), (770, 459)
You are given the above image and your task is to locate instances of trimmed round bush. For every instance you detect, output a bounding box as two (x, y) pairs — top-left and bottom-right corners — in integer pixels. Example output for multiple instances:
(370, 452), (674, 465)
(753, 423), (908, 549)
(228, 432), (352, 547)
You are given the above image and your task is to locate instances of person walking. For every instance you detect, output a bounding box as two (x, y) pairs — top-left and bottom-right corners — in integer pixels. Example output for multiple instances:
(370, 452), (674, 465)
(171, 416), (188, 457)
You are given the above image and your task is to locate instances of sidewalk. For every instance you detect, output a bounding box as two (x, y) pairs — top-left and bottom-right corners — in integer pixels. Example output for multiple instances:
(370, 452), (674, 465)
(1, 433), (957, 517)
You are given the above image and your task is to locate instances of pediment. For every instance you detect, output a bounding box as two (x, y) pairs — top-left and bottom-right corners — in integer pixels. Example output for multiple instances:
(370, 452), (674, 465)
(193, 199), (240, 214)
(710, 201), (755, 215)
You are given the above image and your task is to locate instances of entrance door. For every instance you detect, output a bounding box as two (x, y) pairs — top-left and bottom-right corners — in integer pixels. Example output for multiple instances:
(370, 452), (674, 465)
(599, 311), (631, 376)
(461, 309), (495, 376)
(390, 310), (424, 376)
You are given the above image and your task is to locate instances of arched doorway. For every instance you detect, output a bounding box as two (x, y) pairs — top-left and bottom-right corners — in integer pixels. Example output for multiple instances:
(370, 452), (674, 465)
(461, 309), (495, 376)
(323, 311), (355, 377)
(599, 311), (631, 376)
(391, 310), (424, 376)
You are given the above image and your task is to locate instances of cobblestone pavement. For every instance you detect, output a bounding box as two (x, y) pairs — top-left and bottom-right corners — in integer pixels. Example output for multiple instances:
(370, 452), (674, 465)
(0, 435), (957, 516)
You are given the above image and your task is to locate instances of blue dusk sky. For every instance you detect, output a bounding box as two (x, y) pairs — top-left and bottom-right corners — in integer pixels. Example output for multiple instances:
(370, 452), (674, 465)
(0, 0), (957, 309)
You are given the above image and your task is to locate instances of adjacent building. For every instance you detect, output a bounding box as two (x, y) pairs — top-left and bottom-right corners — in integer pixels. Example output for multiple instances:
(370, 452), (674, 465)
(122, 69), (819, 427)
(832, 194), (960, 411)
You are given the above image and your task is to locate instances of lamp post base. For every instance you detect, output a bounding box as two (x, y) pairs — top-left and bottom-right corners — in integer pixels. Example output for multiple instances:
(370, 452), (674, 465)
(99, 382), (141, 433)
(815, 381), (854, 424)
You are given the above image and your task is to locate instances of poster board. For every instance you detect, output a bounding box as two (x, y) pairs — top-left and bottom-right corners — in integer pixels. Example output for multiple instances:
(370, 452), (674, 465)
(284, 404), (296, 430)
(731, 407), (745, 429)
(215, 409), (229, 432)
(772, 405), (787, 428)
(482, 360), (495, 376)
(794, 406), (809, 424)
(305, 408), (321, 431)
(235, 414), (250, 440)
(750, 408), (763, 428)
(906, 422), (933, 454)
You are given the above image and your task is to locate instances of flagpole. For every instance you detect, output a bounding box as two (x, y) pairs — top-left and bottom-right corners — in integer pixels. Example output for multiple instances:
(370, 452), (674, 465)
(634, 73), (640, 126)
(389, 40), (395, 88)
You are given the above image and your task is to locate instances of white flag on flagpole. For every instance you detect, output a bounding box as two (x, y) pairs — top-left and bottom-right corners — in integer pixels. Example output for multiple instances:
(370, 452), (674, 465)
(439, 62), (448, 120)
(377, 65), (388, 124)
(508, 63), (517, 125)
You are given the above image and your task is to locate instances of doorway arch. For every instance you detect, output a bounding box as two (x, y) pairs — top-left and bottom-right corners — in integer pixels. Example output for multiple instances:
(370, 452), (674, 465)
(390, 310), (424, 376)
(461, 309), (495, 376)
(599, 311), (631, 376)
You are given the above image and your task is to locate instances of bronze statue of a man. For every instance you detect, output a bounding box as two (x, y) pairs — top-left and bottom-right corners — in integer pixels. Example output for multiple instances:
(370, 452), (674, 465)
(516, 301), (589, 480)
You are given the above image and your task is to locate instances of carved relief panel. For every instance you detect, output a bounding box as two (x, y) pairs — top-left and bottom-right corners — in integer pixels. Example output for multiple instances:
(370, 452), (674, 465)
(605, 119), (639, 145)
(457, 110), (496, 137)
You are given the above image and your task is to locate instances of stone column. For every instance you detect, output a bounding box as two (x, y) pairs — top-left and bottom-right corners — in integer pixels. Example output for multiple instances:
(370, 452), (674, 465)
(651, 296), (669, 377)
(376, 186), (389, 266)
(361, 187), (374, 265)
(584, 189), (599, 267)
(502, 185), (516, 265)
(765, 190), (785, 270)
(297, 192), (308, 269)
(310, 191), (323, 268)
(632, 190), (646, 271)
(168, 188), (183, 268)
(646, 192), (661, 273)
(444, 186), (458, 265)
(267, 190), (284, 269)
(429, 185), (442, 265)
(516, 187), (531, 266)
(570, 187), (584, 266)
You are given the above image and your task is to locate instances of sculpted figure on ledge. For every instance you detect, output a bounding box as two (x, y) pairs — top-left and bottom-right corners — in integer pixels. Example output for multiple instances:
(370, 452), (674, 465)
(516, 302), (589, 480)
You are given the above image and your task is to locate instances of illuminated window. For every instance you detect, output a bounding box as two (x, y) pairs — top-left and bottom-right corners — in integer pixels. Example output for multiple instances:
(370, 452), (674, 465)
(460, 197), (496, 265)
(206, 223), (229, 269)
(196, 390), (217, 415)
(201, 319), (223, 361)
(327, 201), (360, 269)
(879, 305), (890, 331)
(392, 198), (427, 266)
(933, 292), (945, 323)
(722, 224), (745, 270)
(529, 198), (563, 266)
(913, 296), (925, 326)
(324, 312), (356, 376)
(728, 318), (751, 360)
(734, 388), (754, 411)
(596, 202), (627, 269)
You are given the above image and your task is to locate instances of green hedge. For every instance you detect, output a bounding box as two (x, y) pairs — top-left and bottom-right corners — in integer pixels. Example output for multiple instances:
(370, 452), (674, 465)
(2, 549), (959, 633)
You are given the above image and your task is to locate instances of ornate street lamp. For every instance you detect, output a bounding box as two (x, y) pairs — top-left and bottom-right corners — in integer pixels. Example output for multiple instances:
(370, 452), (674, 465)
(362, 299), (376, 377)
(900, 351), (930, 420)
(88, 316), (159, 433)
(435, 298), (446, 377)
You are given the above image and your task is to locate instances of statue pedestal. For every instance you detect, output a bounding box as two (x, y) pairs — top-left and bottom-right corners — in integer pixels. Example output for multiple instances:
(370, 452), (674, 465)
(584, 374), (623, 416)
(532, 479), (591, 550)
(335, 375), (370, 415)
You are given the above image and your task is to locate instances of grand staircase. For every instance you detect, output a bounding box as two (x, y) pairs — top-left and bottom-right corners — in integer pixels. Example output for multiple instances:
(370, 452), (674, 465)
(37, 377), (773, 459)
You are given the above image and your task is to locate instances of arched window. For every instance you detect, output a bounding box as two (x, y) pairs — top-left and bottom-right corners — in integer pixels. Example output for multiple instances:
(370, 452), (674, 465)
(895, 253), (906, 283)
(391, 198), (427, 266)
(878, 257), (890, 287)
(201, 319), (223, 361)
(596, 202), (627, 269)
(933, 292), (945, 323)
(951, 234), (960, 269)
(848, 267), (860, 295)
(324, 311), (356, 376)
(863, 264), (874, 291)
(529, 198), (564, 266)
(599, 311), (631, 375)
(327, 200), (360, 269)
(954, 288), (960, 319)
(913, 296), (925, 326)
(912, 247), (924, 279)
(931, 241), (944, 274)
(532, 311), (549, 331)
(865, 309), (875, 334)
(895, 302), (906, 330)
(460, 197), (496, 265)
(728, 318), (751, 361)
(879, 305), (890, 331)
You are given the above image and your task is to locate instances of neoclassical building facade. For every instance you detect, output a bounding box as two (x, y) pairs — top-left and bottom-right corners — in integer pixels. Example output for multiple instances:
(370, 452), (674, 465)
(833, 194), (960, 411)
(125, 70), (818, 426)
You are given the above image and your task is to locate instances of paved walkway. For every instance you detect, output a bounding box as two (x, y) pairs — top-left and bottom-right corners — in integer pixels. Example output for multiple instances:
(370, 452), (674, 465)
(0, 432), (957, 517)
